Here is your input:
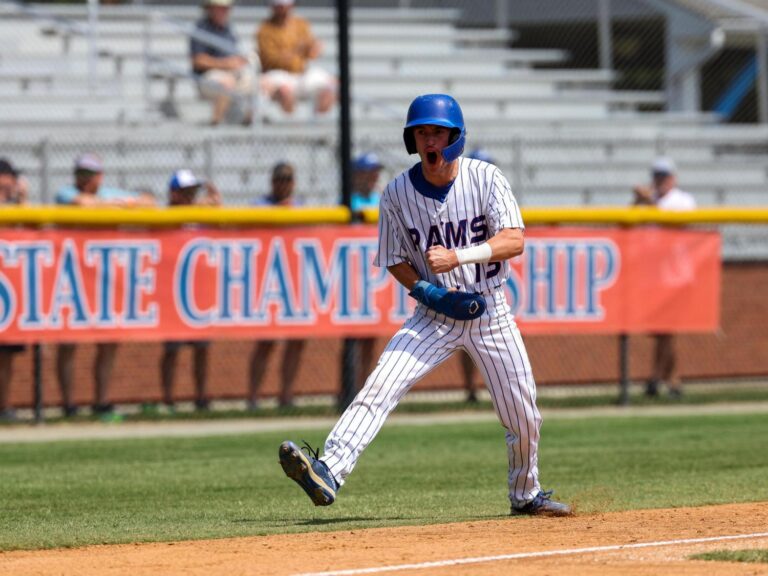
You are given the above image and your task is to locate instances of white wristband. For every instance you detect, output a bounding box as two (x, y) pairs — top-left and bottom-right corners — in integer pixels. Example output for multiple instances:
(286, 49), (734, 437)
(455, 242), (493, 265)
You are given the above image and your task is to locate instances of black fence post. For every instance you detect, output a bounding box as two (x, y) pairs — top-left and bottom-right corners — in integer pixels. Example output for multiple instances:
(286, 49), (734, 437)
(618, 333), (630, 406)
(339, 338), (358, 410)
(33, 343), (44, 424)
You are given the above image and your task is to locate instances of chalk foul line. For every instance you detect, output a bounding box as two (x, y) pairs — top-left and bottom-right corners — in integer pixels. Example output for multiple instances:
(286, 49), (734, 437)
(294, 531), (768, 576)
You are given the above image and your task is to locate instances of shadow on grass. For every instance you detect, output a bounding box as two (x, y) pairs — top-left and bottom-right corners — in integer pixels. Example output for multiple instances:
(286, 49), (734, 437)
(232, 516), (381, 526)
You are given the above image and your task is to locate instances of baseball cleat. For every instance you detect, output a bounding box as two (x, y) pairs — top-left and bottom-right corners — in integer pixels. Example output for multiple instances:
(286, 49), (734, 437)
(279, 440), (338, 506)
(511, 490), (572, 517)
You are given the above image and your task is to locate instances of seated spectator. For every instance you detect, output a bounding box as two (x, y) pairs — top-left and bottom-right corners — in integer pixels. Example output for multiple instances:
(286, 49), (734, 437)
(160, 170), (221, 412)
(350, 152), (383, 217)
(248, 161), (305, 409)
(256, 0), (336, 116)
(0, 158), (28, 205)
(0, 158), (27, 421)
(168, 168), (222, 207)
(55, 153), (155, 207)
(55, 153), (156, 418)
(253, 161), (301, 206)
(191, 0), (254, 126)
(340, 153), (384, 405)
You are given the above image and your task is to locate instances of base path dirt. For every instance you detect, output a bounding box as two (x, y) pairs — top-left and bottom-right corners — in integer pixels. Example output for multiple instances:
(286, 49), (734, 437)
(1, 502), (767, 576)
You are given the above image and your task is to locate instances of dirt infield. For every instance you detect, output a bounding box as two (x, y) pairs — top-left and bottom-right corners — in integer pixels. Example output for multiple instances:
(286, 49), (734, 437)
(1, 502), (766, 576)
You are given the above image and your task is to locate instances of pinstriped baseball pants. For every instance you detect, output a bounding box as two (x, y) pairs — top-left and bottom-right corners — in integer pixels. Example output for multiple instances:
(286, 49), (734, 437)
(321, 291), (542, 507)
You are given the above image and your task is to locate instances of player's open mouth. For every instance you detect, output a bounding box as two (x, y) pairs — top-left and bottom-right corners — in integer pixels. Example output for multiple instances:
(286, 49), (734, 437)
(426, 151), (438, 165)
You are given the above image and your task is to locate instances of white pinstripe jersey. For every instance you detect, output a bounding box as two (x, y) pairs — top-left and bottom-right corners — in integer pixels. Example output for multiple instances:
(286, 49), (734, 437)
(374, 157), (524, 294)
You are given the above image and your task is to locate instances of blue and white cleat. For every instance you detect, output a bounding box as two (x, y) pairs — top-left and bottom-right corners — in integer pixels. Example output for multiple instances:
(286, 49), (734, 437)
(279, 440), (338, 506)
(511, 490), (572, 517)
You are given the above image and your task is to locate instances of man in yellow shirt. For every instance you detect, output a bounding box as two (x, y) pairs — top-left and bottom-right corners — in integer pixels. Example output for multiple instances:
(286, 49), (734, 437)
(256, 0), (336, 115)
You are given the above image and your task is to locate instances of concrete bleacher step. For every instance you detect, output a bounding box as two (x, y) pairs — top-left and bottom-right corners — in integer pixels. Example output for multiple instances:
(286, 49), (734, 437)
(65, 47), (567, 76)
(54, 33), (462, 56)
(520, 185), (768, 207)
(353, 68), (615, 88)
(525, 163), (768, 188)
(89, 20), (465, 41)
(82, 19), (513, 45)
(518, 144), (717, 164)
(7, 70), (613, 101)
(0, 98), (158, 124)
(25, 5), (463, 25)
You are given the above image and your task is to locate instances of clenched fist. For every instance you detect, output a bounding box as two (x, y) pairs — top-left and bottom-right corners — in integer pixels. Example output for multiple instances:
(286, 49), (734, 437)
(426, 245), (459, 274)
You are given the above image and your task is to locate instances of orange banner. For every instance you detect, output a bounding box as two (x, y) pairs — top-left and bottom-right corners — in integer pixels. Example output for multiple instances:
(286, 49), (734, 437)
(0, 226), (719, 343)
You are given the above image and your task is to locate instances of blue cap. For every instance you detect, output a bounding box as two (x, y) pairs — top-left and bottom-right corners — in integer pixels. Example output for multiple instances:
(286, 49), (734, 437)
(353, 152), (383, 172)
(468, 148), (495, 165)
(169, 169), (203, 191)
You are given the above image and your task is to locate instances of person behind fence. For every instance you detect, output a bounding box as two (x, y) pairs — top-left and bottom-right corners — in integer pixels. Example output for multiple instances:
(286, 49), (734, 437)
(632, 156), (696, 399)
(248, 162), (306, 409)
(256, 0), (336, 116)
(0, 158), (27, 421)
(191, 0), (254, 126)
(55, 153), (156, 417)
(0, 157), (28, 205)
(345, 152), (384, 396)
(160, 170), (221, 413)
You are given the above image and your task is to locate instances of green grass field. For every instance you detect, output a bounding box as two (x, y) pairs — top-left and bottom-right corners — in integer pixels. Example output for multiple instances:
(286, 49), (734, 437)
(691, 549), (768, 563)
(0, 411), (767, 551)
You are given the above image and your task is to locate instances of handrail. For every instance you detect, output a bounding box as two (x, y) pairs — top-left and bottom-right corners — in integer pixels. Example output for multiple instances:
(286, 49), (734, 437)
(3, 206), (768, 228)
(1, 0), (88, 37)
(0, 205), (351, 227)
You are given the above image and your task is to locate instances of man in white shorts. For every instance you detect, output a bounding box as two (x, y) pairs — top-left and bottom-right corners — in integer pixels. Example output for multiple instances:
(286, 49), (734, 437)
(190, 0), (254, 125)
(256, 0), (336, 115)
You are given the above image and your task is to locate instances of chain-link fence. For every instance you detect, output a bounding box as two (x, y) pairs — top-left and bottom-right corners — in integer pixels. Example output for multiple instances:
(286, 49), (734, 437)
(2, 0), (768, 419)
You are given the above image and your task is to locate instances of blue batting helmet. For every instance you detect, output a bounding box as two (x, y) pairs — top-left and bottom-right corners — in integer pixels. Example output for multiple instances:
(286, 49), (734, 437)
(403, 94), (466, 162)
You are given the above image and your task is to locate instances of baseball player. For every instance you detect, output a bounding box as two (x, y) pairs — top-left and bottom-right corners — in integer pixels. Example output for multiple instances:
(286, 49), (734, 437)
(279, 94), (571, 516)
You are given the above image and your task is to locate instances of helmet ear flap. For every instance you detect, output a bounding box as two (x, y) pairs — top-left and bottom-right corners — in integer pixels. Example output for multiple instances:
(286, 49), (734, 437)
(403, 128), (417, 155)
(441, 127), (465, 163)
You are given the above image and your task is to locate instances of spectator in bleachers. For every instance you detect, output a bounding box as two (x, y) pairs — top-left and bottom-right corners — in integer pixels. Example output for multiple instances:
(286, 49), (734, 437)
(0, 158), (27, 421)
(252, 161), (302, 207)
(350, 152), (383, 218)
(632, 156), (696, 399)
(342, 152), (384, 401)
(160, 170), (221, 413)
(248, 161), (305, 409)
(55, 153), (156, 418)
(256, 0), (336, 116)
(55, 153), (155, 207)
(0, 158), (28, 205)
(191, 0), (255, 126)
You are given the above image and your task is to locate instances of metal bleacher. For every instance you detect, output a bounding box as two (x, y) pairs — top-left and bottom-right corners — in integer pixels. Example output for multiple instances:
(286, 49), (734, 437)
(1, 1), (767, 209)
